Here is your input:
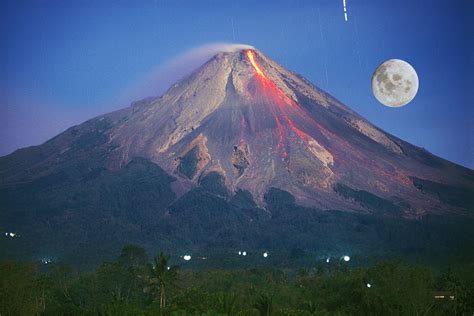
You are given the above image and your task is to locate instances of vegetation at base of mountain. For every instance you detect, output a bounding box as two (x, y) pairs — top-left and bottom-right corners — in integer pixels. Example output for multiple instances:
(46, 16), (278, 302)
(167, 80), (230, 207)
(411, 176), (474, 209)
(333, 183), (402, 215)
(1, 246), (473, 315)
(1, 159), (473, 269)
(178, 146), (200, 179)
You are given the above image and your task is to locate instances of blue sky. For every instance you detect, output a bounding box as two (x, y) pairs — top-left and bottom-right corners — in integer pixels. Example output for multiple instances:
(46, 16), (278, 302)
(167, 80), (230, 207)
(0, 0), (472, 168)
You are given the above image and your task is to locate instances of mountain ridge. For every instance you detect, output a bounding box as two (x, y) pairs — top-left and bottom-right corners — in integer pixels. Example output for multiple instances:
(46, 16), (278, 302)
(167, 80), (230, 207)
(0, 47), (473, 266)
(3, 48), (470, 215)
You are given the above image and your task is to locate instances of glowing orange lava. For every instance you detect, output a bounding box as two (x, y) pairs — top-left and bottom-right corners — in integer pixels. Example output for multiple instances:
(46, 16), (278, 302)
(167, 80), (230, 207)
(245, 49), (310, 158)
(244, 49), (364, 165)
(246, 50), (266, 78)
(242, 49), (411, 185)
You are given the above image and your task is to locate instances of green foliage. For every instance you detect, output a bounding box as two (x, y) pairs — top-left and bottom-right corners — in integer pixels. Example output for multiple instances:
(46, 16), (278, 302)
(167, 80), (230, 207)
(142, 252), (180, 309)
(0, 158), (177, 268)
(412, 176), (474, 209)
(253, 293), (273, 316)
(177, 146), (200, 179)
(199, 172), (230, 198)
(216, 292), (237, 315)
(363, 261), (435, 315)
(435, 263), (474, 315)
(2, 155), (474, 269)
(334, 183), (401, 215)
(0, 262), (43, 315)
(0, 255), (473, 315)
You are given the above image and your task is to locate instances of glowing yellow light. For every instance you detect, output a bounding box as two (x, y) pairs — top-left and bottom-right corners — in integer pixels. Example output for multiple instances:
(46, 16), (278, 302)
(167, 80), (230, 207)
(246, 50), (265, 77)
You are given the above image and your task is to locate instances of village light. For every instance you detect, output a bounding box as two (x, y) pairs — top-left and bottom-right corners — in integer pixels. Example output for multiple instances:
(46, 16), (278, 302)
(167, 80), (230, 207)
(41, 258), (52, 265)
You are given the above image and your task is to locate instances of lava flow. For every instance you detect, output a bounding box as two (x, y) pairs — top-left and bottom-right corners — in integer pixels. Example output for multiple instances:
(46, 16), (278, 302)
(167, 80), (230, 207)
(244, 49), (372, 170)
(245, 49), (322, 158)
(246, 50), (266, 78)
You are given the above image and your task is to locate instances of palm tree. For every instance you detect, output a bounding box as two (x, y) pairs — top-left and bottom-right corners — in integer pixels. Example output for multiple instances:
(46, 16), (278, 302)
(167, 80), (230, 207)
(253, 293), (273, 316)
(142, 252), (179, 309)
(302, 300), (317, 314)
(217, 292), (237, 315)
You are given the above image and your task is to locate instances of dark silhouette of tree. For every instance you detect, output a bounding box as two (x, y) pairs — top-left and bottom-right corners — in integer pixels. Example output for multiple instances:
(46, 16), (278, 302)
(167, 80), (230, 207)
(143, 252), (179, 309)
(217, 292), (237, 315)
(302, 300), (317, 314)
(0, 262), (41, 315)
(1, 255), (473, 314)
(253, 293), (273, 316)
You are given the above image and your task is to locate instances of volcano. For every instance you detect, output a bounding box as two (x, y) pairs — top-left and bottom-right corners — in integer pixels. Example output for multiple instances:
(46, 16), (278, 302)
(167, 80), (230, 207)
(1, 47), (473, 266)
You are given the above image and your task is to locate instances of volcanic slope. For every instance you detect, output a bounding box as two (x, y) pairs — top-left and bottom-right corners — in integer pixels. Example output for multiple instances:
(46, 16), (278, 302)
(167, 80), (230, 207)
(1, 47), (473, 265)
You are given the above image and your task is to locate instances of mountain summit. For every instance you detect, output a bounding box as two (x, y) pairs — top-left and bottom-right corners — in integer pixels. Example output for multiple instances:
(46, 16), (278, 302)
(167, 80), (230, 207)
(1, 47), (472, 265)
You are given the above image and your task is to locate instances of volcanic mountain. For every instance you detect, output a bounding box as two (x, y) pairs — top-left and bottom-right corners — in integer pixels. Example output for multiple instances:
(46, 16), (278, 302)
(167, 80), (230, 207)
(1, 47), (473, 266)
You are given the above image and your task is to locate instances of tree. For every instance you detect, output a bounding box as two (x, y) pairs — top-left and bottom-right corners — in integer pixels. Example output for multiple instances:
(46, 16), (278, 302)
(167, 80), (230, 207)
(0, 262), (42, 315)
(217, 292), (237, 315)
(143, 252), (179, 309)
(253, 293), (273, 316)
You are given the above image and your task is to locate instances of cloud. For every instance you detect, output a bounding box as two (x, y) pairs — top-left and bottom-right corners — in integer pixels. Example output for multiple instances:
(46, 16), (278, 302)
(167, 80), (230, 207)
(0, 43), (254, 156)
(114, 42), (253, 106)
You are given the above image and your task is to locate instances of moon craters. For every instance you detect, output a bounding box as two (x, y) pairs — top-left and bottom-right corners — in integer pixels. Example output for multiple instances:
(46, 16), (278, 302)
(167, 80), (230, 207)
(372, 59), (419, 107)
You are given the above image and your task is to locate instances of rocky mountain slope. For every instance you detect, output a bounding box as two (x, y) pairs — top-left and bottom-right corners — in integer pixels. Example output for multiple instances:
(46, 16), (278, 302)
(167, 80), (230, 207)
(1, 47), (472, 266)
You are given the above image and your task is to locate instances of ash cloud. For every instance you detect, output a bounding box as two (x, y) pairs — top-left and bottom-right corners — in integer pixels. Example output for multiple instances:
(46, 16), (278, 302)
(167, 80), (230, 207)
(0, 43), (253, 156)
(115, 43), (254, 105)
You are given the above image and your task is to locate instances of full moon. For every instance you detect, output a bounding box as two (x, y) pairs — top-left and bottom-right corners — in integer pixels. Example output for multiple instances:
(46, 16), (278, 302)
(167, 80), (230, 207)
(372, 59), (419, 107)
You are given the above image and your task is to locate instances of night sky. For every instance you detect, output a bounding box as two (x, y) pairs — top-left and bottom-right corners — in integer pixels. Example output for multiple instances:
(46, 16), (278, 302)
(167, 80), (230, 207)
(1, 0), (472, 168)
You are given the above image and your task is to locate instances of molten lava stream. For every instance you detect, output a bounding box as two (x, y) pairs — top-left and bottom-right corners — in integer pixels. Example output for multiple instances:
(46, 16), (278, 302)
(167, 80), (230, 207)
(248, 51), (337, 143)
(246, 50), (266, 78)
(246, 49), (312, 158)
(246, 50), (313, 151)
(246, 49), (371, 165)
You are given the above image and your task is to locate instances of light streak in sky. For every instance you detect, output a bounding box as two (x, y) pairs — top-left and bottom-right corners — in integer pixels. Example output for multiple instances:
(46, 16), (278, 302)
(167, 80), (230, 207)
(343, 0), (348, 21)
(317, 8), (329, 87)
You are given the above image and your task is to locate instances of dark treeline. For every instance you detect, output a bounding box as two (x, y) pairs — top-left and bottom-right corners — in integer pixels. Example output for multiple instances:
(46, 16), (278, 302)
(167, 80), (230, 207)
(1, 245), (473, 315)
